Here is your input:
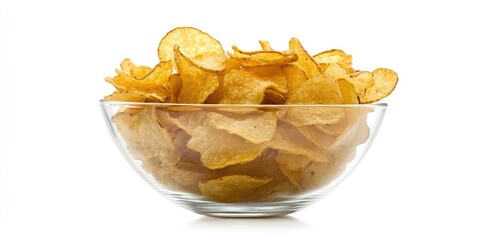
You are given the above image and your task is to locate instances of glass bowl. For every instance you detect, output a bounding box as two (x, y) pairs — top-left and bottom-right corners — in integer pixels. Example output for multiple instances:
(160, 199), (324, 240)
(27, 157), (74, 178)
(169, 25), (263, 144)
(100, 100), (386, 217)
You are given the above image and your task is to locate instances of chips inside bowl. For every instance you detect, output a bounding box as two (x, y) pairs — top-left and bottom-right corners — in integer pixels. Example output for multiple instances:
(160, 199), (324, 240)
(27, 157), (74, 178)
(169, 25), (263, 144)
(102, 26), (397, 204)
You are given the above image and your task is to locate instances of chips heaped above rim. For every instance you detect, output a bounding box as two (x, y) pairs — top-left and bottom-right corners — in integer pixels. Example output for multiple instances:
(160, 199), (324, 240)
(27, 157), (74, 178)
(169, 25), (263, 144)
(157, 26), (227, 71)
(229, 45), (298, 67)
(288, 38), (321, 79)
(359, 68), (398, 103)
(313, 49), (354, 73)
(174, 45), (221, 104)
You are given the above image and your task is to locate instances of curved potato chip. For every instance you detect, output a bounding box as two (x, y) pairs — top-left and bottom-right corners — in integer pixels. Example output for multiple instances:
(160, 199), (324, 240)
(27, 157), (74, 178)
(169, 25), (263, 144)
(187, 126), (268, 169)
(230, 45), (298, 67)
(331, 108), (370, 150)
(118, 58), (152, 79)
(104, 91), (165, 102)
(259, 40), (273, 51)
(281, 107), (345, 126)
(156, 110), (207, 136)
(106, 61), (172, 99)
(206, 111), (276, 144)
(113, 108), (174, 161)
(337, 79), (360, 104)
(289, 38), (321, 79)
(174, 46), (220, 103)
(286, 74), (342, 104)
(313, 49), (354, 73)
(322, 63), (351, 80)
(296, 124), (336, 149)
(275, 151), (312, 187)
(263, 89), (286, 104)
(269, 122), (328, 161)
(168, 74), (182, 103)
(350, 71), (374, 95)
(220, 69), (276, 104)
(198, 175), (272, 202)
(314, 108), (358, 136)
(157, 27), (227, 71)
(360, 68), (398, 103)
(282, 64), (308, 98)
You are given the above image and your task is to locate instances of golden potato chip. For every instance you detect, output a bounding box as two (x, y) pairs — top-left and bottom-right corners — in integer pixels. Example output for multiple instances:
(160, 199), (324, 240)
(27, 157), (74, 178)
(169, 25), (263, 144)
(220, 69), (277, 104)
(322, 63), (351, 81)
(360, 68), (398, 103)
(229, 45), (298, 67)
(113, 108), (174, 161)
(206, 111), (276, 144)
(289, 38), (321, 79)
(337, 79), (360, 104)
(313, 49), (354, 73)
(263, 89), (286, 104)
(350, 71), (374, 95)
(282, 64), (308, 98)
(106, 61), (172, 99)
(198, 175), (272, 202)
(286, 74), (342, 104)
(168, 74), (182, 103)
(259, 40), (273, 51)
(118, 58), (152, 79)
(269, 122), (328, 161)
(104, 91), (164, 102)
(246, 65), (288, 93)
(174, 46), (220, 103)
(187, 126), (268, 169)
(157, 27), (227, 71)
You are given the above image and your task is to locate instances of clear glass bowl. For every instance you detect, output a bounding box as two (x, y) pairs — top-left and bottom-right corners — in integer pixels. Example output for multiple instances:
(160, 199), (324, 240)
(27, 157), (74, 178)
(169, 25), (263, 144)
(100, 100), (386, 217)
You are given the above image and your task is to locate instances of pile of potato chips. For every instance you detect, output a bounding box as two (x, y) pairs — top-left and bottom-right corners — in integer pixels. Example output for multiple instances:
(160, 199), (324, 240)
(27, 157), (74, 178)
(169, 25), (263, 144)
(104, 27), (397, 202)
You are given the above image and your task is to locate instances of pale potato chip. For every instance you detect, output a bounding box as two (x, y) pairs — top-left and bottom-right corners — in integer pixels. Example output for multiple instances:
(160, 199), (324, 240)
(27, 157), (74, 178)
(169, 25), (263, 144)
(295, 124), (337, 149)
(269, 122), (328, 162)
(313, 49), (354, 73)
(206, 111), (276, 144)
(229, 45), (298, 67)
(314, 108), (357, 136)
(360, 68), (398, 103)
(187, 126), (268, 169)
(198, 175), (272, 202)
(286, 74), (342, 104)
(337, 79), (360, 104)
(157, 26), (227, 71)
(331, 108), (370, 150)
(156, 110), (207, 136)
(281, 107), (345, 126)
(275, 151), (312, 188)
(289, 38), (321, 79)
(113, 108), (174, 161)
(174, 45), (220, 103)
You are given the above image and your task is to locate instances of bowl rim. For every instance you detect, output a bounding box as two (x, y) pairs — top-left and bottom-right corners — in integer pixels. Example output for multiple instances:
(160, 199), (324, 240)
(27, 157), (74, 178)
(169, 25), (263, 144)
(99, 100), (387, 108)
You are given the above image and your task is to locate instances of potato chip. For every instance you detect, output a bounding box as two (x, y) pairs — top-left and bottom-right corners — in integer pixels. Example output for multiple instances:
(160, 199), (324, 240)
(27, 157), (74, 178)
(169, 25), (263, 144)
(314, 108), (357, 136)
(360, 68), (398, 103)
(350, 71), (374, 95)
(220, 69), (277, 104)
(113, 108), (174, 161)
(229, 45), (298, 67)
(322, 63), (351, 80)
(106, 61), (172, 99)
(313, 49), (354, 73)
(269, 122), (328, 162)
(259, 40), (273, 51)
(263, 89), (286, 104)
(206, 111), (276, 144)
(157, 26), (227, 71)
(174, 45), (220, 103)
(198, 175), (272, 202)
(187, 126), (268, 169)
(282, 64), (308, 98)
(289, 38), (321, 79)
(168, 74), (182, 103)
(118, 58), (152, 79)
(281, 107), (345, 126)
(331, 109), (370, 150)
(104, 91), (164, 102)
(295, 124), (336, 149)
(156, 110), (207, 136)
(286, 74), (342, 104)
(275, 151), (312, 187)
(337, 79), (360, 104)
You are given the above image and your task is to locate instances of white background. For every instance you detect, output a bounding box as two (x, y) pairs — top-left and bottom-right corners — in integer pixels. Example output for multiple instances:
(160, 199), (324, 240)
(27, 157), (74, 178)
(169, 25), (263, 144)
(1, 0), (479, 239)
